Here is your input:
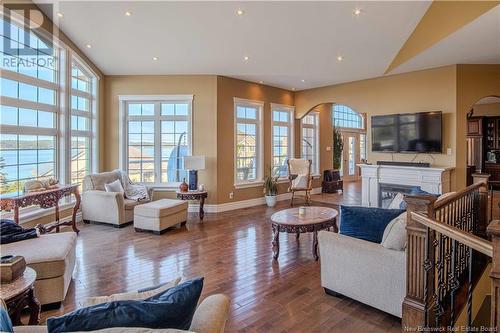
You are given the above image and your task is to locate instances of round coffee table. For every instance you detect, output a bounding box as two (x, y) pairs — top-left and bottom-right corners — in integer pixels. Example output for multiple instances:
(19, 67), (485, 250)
(0, 267), (40, 325)
(270, 206), (338, 261)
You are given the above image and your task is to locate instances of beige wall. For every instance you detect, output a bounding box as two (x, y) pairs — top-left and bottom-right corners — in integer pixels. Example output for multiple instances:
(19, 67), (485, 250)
(295, 66), (458, 189)
(456, 64), (500, 188)
(216, 76), (294, 204)
(472, 102), (500, 117)
(103, 75), (218, 204)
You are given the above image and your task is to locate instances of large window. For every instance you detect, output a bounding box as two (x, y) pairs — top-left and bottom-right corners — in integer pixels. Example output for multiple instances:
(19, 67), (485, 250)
(271, 104), (294, 178)
(301, 112), (319, 175)
(234, 98), (263, 187)
(120, 96), (192, 186)
(0, 14), (99, 197)
(333, 104), (363, 129)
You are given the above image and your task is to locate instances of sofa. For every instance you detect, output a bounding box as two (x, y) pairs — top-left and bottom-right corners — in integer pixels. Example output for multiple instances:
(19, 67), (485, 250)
(12, 294), (230, 333)
(318, 230), (405, 317)
(81, 171), (152, 227)
(0, 232), (77, 306)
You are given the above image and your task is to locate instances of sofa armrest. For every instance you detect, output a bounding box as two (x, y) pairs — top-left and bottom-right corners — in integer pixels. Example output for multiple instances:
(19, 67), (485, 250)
(189, 294), (230, 333)
(82, 190), (125, 225)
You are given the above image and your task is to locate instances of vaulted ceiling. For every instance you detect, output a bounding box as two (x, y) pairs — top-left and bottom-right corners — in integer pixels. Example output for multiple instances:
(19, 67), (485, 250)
(38, 1), (500, 90)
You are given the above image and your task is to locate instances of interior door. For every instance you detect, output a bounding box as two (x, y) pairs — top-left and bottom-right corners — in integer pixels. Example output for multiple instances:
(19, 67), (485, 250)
(342, 132), (359, 181)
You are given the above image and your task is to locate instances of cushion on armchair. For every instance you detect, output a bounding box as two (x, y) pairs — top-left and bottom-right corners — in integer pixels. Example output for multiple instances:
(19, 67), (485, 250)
(339, 206), (405, 243)
(47, 278), (204, 333)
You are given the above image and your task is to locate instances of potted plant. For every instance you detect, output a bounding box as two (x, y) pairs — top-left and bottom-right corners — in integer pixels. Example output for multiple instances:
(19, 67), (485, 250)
(264, 166), (279, 207)
(332, 126), (343, 180)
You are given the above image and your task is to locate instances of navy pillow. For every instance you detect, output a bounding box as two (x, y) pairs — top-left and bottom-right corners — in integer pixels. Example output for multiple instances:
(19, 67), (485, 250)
(0, 306), (13, 333)
(47, 277), (204, 333)
(399, 187), (439, 209)
(339, 205), (405, 243)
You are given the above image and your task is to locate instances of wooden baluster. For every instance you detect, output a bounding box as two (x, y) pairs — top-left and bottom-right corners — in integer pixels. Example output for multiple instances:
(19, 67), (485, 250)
(402, 195), (438, 332)
(478, 183), (489, 238)
(487, 220), (500, 331)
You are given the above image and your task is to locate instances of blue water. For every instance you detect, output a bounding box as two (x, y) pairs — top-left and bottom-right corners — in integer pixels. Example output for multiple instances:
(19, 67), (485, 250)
(0, 150), (54, 180)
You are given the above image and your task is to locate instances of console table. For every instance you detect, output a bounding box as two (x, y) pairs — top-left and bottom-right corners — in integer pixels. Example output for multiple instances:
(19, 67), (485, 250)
(0, 185), (81, 234)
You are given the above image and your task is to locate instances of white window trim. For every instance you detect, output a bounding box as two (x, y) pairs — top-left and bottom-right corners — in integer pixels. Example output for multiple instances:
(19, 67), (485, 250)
(300, 111), (320, 176)
(270, 103), (294, 180)
(118, 95), (193, 188)
(233, 97), (264, 189)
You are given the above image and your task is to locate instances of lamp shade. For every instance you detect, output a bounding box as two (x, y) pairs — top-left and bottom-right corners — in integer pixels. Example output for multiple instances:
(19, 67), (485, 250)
(183, 155), (206, 170)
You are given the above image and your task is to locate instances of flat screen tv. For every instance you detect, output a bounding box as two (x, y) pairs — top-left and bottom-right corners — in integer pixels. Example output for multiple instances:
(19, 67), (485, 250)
(371, 111), (442, 153)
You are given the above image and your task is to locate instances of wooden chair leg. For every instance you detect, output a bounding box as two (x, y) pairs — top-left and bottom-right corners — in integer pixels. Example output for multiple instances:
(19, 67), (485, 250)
(306, 191), (311, 205)
(291, 191), (294, 206)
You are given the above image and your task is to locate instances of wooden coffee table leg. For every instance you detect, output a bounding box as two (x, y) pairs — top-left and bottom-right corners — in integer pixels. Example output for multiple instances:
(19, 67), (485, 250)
(272, 225), (280, 260)
(27, 287), (40, 325)
(296, 232), (300, 240)
(312, 230), (319, 261)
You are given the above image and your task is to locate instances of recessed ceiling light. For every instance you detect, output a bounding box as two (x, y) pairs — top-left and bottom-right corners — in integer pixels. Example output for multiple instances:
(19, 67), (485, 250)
(301, 79), (305, 83)
(259, 80), (263, 84)
(152, 56), (159, 61)
(337, 55), (344, 62)
(125, 11), (132, 16)
(86, 44), (92, 49)
(236, 9), (244, 16)
(353, 8), (363, 16)
(57, 12), (63, 18)
(244, 56), (249, 61)
(292, 88), (296, 91)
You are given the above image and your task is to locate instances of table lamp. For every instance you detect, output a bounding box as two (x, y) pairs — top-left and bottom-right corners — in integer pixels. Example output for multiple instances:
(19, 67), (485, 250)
(183, 156), (206, 191)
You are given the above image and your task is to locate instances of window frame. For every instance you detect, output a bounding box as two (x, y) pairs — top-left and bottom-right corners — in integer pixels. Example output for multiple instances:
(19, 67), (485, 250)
(332, 104), (364, 130)
(300, 111), (320, 176)
(0, 11), (100, 203)
(118, 95), (193, 188)
(270, 103), (294, 181)
(233, 97), (264, 189)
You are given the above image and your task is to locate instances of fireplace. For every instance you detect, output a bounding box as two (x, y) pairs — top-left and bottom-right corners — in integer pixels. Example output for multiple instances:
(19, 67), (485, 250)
(379, 183), (414, 208)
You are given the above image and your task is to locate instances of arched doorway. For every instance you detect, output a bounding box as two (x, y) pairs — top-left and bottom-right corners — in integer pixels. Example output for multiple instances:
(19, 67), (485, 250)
(332, 104), (366, 181)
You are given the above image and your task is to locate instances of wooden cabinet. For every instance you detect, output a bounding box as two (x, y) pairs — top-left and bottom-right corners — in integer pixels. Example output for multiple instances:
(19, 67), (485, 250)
(485, 163), (500, 182)
(486, 117), (500, 150)
(467, 117), (483, 137)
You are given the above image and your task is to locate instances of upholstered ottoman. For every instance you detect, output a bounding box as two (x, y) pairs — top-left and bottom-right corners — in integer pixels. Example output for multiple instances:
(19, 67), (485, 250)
(134, 199), (188, 234)
(0, 232), (77, 306)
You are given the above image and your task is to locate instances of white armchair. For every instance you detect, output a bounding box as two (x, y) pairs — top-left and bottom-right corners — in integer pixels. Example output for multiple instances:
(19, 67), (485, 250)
(81, 170), (150, 227)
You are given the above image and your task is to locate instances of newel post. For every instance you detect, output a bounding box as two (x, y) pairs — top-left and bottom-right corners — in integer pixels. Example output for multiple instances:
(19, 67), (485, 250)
(478, 183), (490, 238)
(487, 220), (500, 330)
(402, 195), (438, 332)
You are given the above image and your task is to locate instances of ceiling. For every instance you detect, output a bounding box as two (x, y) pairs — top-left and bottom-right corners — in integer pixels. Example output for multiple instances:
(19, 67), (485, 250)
(38, 1), (499, 91)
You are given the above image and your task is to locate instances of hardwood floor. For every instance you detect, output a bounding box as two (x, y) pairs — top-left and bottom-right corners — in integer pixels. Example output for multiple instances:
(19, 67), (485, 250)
(39, 181), (401, 332)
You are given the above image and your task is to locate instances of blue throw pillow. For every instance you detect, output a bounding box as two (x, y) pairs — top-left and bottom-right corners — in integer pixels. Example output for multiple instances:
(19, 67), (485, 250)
(0, 306), (13, 333)
(47, 277), (204, 333)
(339, 205), (405, 243)
(399, 187), (439, 209)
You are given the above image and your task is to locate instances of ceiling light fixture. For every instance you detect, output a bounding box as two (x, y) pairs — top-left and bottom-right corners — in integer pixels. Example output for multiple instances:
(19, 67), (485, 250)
(152, 56), (159, 61)
(259, 81), (263, 84)
(353, 8), (363, 16)
(337, 55), (344, 62)
(236, 9), (244, 16)
(301, 79), (305, 83)
(57, 12), (63, 18)
(125, 11), (132, 16)
(244, 56), (249, 61)
(292, 88), (296, 91)
(86, 44), (92, 49)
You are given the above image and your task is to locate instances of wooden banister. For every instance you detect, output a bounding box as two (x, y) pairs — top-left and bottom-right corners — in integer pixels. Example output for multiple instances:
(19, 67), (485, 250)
(411, 212), (493, 257)
(487, 220), (500, 330)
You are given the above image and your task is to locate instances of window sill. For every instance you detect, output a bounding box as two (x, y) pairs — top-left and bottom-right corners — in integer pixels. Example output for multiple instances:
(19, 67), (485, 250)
(312, 174), (321, 179)
(234, 181), (264, 189)
(277, 178), (289, 184)
(0, 200), (76, 225)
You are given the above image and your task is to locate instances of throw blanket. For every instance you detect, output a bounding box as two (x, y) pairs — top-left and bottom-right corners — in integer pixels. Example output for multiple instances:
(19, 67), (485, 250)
(117, 170), (150, 202)
(0, 219), (38, 244)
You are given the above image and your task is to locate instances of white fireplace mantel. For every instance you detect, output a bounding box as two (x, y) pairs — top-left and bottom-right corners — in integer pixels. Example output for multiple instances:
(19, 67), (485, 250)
(358, 164), (454, 207)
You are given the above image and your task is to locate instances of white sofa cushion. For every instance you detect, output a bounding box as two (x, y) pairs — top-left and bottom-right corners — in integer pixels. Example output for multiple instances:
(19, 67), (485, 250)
(381, 213), (407, 251)
(105, 179), (125, 193)
(83, 278), (181, 307)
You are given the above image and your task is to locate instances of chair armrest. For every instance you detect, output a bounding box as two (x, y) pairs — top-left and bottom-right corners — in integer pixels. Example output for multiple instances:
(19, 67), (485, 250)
(81, 190), (125, 224)
(190, 294), (230, 333)
(288, 174), (298, 181)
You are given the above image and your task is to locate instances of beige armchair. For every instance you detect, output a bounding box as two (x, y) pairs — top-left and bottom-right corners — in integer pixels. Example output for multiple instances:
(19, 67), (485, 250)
(287, 158), (313, 206)
(81, 170), (152, 227)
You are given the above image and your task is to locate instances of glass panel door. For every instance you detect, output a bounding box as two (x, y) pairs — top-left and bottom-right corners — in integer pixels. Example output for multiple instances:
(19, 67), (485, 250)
(342, 132), (359, 181)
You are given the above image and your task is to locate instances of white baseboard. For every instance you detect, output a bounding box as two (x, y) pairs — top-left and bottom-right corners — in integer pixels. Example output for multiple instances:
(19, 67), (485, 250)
(187, 187), (322, 214)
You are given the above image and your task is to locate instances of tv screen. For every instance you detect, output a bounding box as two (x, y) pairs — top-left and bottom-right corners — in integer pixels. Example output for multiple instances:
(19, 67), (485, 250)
(371, 115), (398, 152)
(371, 111), (442, 153)
(398, 112), (442, 153)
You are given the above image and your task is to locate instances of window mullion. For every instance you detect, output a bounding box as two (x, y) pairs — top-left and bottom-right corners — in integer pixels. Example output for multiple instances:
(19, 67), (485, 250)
(154, 102), (162, 184)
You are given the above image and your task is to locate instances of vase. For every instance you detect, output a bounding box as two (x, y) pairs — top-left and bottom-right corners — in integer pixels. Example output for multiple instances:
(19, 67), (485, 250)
(179, 179), (189, 192)
(265, 195), (277, 207)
